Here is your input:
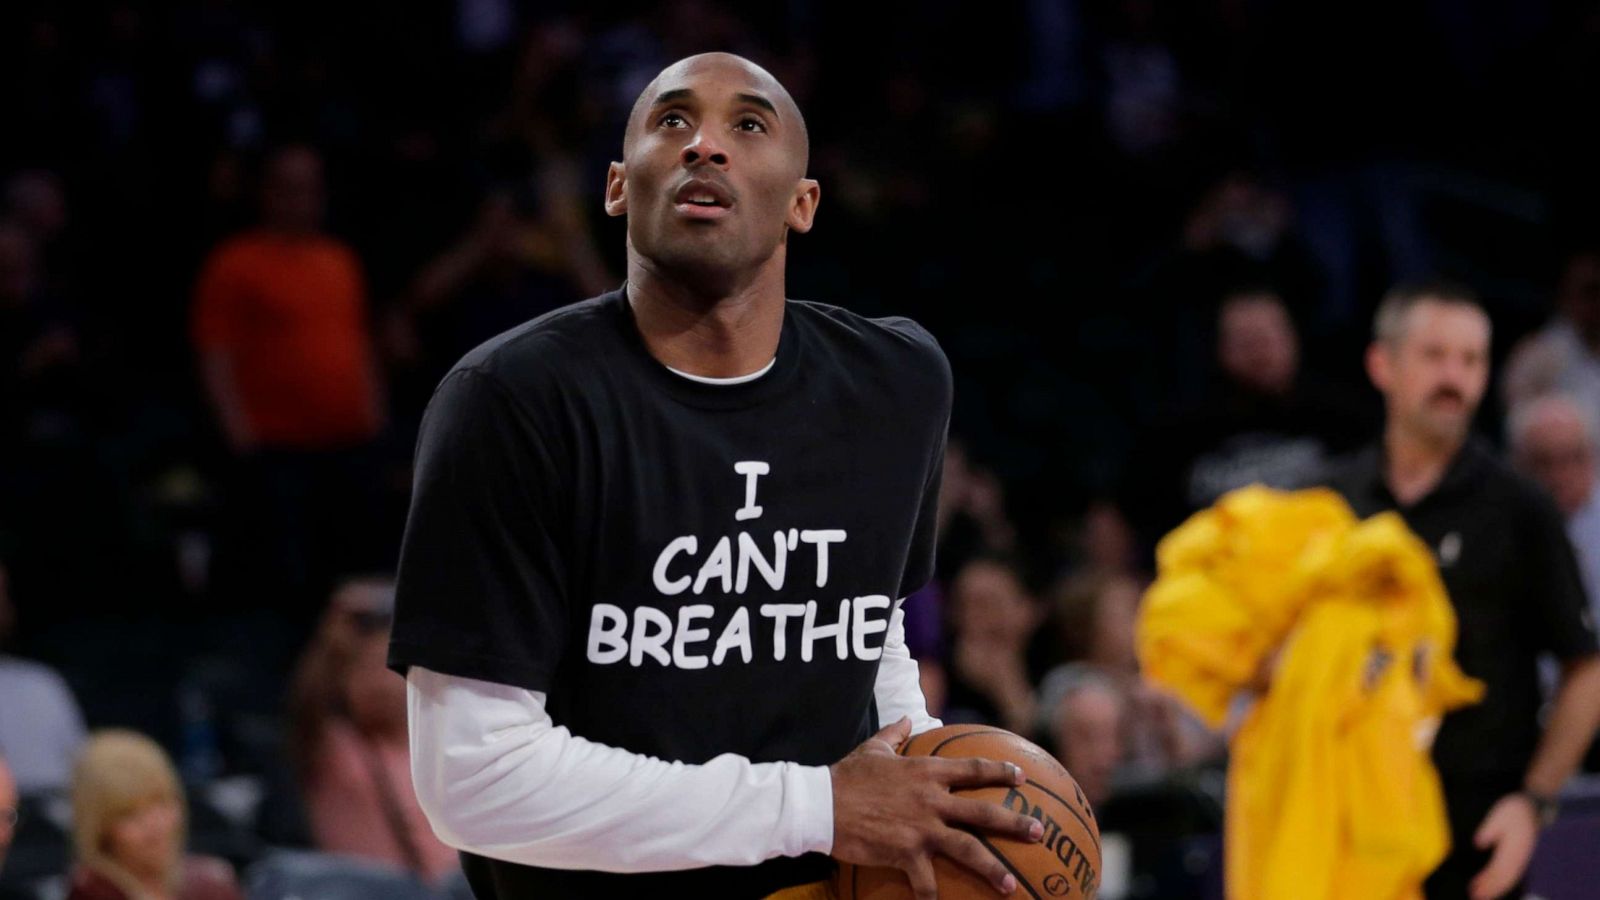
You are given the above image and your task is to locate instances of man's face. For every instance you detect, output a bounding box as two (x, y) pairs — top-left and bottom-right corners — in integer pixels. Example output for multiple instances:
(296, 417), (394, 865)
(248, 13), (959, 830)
(1053, 687), (1123, 808)
(1218, 294), (1299, 396)
(605, 55), (818, 287)
(1088, 578), (1141, 674)
(951, 560), (1036, 648)
(1515, 405), (1597, 517)
(1368, 300), (1491, 448)
(262, 146), (326, 233)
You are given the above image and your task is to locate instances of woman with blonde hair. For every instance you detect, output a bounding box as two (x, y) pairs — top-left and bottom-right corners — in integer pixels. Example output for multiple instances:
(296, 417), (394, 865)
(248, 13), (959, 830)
(66, 730), (241, 900)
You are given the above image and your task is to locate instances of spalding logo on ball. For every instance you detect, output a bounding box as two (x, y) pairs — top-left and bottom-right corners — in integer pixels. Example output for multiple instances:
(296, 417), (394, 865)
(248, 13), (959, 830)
(837, 724), (1101, 900)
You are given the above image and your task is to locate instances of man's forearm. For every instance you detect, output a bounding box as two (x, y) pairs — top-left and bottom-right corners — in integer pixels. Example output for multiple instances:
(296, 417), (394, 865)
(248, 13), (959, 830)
(1525, 654), (1600, 797)
(406, 667), (834, 872)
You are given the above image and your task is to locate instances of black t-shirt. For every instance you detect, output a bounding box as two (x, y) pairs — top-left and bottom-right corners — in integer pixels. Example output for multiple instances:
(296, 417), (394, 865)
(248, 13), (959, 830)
(387, 282), (952, 898)
(1326, 437), (1599, 780)
(1121, 380), (1377, 557)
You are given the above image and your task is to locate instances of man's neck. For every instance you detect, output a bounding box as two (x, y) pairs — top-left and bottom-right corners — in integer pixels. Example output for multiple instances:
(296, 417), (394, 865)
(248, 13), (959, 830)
(1383, 421), (1464, 507)
(624, 256), (786, 379)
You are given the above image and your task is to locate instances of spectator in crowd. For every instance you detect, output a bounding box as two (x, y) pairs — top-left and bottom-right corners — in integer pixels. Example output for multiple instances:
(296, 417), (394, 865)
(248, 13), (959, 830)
(1039, 664), (1125, 810)
(1136, 172), (1325, 405)
(65, 730), (241, 900)
(191, 144), (389, 617)
(1503, 249), (1600, 416)
(1122, 286), (1375, 557)
(4, 171), (71, 293)
(934, 439), (1019, 583)
(1071, 500), (1141, 580)
(287, 578), (457, 883)
(384, 187), (601, 379)
(0, 561), (87, 794)
(942, 556), (1044, 739)
(1048, 570), (1143, 676)
(0, 754), (15, 874)
(192, 143), (382, 457)
(1509, 393), (1600, 626)
(0, 219), (81, 445)
(4, 172), (67, 246)
(909, 439), (1026, 715)
(1047, 571), (1221, 783)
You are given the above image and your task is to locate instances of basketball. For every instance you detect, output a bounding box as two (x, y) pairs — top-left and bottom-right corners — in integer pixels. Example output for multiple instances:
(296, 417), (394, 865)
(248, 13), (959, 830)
(835, 724), (1101, 900)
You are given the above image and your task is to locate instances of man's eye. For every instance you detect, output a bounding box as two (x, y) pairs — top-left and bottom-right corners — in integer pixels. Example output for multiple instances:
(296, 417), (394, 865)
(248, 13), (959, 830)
(737, 118), (767, 132)
(659, 112), (687, 127)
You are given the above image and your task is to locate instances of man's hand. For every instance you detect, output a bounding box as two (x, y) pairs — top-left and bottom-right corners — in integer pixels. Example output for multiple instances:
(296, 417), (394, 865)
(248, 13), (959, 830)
(830, 717), (1044, 900)
(1469, 792), (1540, 900)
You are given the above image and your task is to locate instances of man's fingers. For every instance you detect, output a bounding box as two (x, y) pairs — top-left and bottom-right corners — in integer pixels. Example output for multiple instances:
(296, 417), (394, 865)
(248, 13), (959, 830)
(937, 756), (1026, 789)
(1473, 814), (1502, 850)
(1469, 842), (1517, 900)
(905, 855), (939, 900)
(942, 796), (1044, 842)
(936, 829), (1018, 895)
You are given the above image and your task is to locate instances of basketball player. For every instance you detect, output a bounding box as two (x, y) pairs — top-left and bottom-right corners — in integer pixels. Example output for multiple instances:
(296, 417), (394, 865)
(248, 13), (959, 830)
(1329, 281), (1600, 899)
(386, 52), (1044, 899)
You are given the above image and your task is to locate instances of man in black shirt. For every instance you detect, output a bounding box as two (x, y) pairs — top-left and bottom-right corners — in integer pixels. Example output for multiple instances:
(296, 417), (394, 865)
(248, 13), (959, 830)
(386, 52), (1044, 900)
(1328, 281), (1600, 900)
(1123, 287), (1376, 553)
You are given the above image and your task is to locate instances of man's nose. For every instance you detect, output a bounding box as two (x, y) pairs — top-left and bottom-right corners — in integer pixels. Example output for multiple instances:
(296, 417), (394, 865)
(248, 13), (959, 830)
(681, 130), (730, 168)
(1444, 358), (1480, 386)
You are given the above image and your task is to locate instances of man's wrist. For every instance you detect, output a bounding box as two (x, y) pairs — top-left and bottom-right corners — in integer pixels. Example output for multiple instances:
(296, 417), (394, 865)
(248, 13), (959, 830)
(1518, 788), (1560, 828)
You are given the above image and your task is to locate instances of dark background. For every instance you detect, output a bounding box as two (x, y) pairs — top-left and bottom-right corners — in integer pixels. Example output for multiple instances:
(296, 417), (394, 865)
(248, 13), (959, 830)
(2, 1), (1599, 893)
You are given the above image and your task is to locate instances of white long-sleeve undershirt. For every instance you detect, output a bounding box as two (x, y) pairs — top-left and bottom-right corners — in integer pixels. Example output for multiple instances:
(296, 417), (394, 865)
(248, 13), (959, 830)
(405, 605), (941, 872)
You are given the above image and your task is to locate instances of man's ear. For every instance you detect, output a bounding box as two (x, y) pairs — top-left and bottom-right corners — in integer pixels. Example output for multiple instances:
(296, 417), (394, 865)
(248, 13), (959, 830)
(1365, 341), (1391, 391)
(786, 177), (821, 234)
(604, 162), (627, 217)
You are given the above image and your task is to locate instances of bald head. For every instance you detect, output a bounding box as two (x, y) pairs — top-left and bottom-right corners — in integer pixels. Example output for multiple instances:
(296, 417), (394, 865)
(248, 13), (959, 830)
(605, 51), (821, 291)
(624, 52), (809, 176)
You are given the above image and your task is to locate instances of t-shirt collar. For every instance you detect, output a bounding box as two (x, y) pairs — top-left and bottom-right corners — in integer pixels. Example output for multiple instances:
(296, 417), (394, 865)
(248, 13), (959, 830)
(609, 280), (800, 410)
(1367, 433), (1489, 509)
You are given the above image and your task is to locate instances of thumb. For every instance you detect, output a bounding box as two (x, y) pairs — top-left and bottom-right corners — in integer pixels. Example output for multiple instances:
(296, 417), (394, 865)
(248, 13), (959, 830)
(868, 715), (913, 751)
(1474, 808), (1503, 850)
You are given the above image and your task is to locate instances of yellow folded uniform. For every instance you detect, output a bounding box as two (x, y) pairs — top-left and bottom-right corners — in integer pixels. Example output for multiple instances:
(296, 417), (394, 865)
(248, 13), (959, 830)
(1138, 486), (1483, 900)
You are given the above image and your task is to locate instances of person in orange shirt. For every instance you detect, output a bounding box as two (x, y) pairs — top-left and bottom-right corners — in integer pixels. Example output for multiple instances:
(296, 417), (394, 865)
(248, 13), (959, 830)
(193, 144), (383, 452)
(191, 144), (389, 623)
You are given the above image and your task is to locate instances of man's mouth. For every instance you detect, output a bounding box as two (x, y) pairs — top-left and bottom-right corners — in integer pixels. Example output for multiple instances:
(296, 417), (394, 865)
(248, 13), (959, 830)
(675, 200), (731, 220)
(673, 178), (734, 219)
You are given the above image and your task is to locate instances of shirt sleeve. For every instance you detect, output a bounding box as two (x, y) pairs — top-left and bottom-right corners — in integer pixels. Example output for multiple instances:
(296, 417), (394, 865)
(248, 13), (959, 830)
(387, 367), (572, 691)
(1523, 487), (1600, 660)
(873, 601), (944, 736)
(405, 666), (834, 871)
(897, 347), (953, 599)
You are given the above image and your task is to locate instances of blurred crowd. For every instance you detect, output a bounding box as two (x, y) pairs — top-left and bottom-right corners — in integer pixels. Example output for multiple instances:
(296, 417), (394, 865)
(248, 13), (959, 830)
(3, 1), (1600, 898)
